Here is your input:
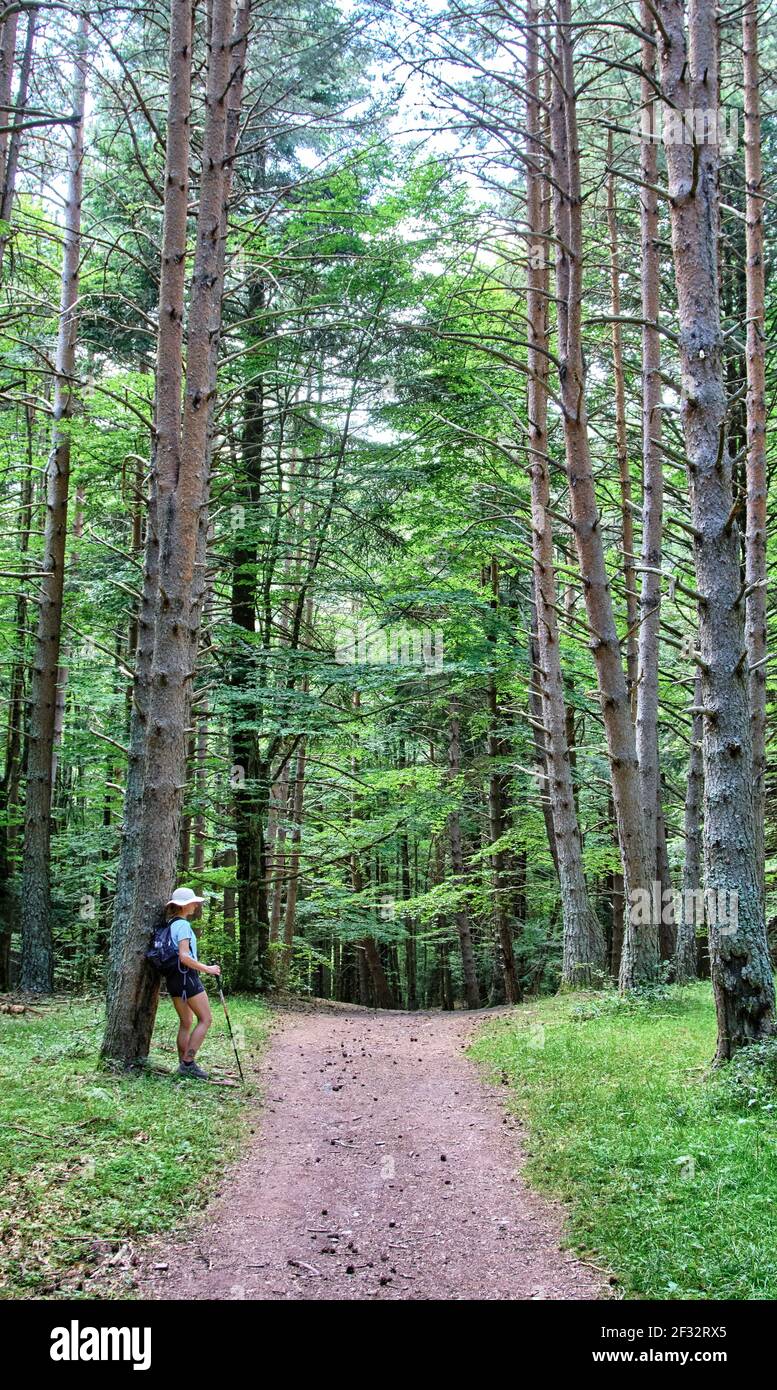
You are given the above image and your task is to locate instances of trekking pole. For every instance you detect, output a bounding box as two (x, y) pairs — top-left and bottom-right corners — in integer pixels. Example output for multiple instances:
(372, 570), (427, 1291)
(218, 981), (245, 1085)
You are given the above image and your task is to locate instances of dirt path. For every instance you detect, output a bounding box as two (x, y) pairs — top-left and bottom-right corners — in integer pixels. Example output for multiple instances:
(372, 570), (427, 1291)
(138, 1003), (603, 1301)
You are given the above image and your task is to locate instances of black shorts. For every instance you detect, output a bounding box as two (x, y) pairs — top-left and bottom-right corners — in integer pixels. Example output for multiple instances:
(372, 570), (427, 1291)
(164, 966), (205, 1001)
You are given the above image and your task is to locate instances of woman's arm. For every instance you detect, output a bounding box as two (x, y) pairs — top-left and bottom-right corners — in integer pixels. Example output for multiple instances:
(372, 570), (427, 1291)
(177, 939), (221, 976)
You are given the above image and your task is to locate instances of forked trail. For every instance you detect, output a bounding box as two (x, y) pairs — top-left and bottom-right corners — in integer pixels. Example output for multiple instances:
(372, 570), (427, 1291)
(139, 1003), (603, 1301)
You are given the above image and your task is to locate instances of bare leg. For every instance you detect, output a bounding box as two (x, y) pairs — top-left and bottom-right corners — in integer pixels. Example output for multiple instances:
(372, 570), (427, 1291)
(172, 996), (194, 1062)
(182, 990), (212, 1063)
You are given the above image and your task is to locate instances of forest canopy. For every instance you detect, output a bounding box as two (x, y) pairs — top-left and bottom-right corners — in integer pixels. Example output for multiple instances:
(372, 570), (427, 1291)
(0, 0), (774, 1070)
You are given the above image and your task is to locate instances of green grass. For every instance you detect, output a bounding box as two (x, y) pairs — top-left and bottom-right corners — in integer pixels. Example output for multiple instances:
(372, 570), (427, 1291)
(470, 983), (777, 1300)
(0, 993), (269, 1298)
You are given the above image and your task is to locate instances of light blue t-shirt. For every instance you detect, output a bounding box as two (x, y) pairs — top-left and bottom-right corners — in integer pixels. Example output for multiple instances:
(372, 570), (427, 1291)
(170, 917), (198, 961)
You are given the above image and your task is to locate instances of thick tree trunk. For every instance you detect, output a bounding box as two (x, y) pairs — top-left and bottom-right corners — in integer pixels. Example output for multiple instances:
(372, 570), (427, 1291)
(20, 16), (87, 992)
(742, 0), (767, 883)
(656, 0), (774, 1056)
(106, 0), (194, 1028)
(104, 0), (194, 1047)
(103, 0), (251, 1062)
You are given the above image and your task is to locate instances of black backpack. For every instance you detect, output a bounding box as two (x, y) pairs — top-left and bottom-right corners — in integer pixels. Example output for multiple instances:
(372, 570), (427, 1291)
(146, 919), (180, 973)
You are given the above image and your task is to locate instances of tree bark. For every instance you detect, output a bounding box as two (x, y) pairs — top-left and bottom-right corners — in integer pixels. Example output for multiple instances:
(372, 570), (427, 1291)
(606, 143), (638, 716)
(0, 434), (32, 988)
(20, 14), (88, 992)
(103, 0), (251, 1063)
(107, 0), (195, 1024)
(550, 0), (654, 988)
(675, 676), (702, 983)
(656, 0), (774, 1056)
(277, 738), (307, 987)
(484, 561), (520, 1002)
(0, 10), (19, 195)
(742, 0), (767, 884)
(447, 698), (480, 1007)
(527, 11), (604, 988)
(0, 7), (35, 282)
(635, 1), (665, 883)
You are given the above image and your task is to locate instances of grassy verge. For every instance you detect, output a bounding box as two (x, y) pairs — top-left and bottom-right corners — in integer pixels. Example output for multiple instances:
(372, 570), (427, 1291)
(470, 982), (777, 1300)
(0, 992), (269, 1298)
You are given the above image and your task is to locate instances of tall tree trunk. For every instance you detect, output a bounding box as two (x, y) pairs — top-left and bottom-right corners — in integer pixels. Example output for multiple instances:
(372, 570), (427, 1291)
(103, 0), (251, 1062)
(484, 559), (521, 1002)
(635, 1), (665, 886)
(742, 0), (767, 884)
(349, 690), (392, 1007)
(606, 143), (638, 715)
(0, 7), (35, 282)
(0, 10), (19, 196)
(20, 15), (88, 992)
(550, 0), (655, 989)
(231, 273), (271, 987)
(656, 0), (774, 1056)
(0, 437), (32, 988)
(529, 6), (604, 987)
(106, 0), (195, 1023)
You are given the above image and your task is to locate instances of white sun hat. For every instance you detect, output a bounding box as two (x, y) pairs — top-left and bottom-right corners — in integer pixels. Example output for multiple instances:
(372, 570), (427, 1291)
(166, 886), (205, 908)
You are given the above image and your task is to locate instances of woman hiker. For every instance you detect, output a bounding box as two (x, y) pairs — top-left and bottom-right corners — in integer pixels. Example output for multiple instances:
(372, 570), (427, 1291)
(164, 886), (221, 1079)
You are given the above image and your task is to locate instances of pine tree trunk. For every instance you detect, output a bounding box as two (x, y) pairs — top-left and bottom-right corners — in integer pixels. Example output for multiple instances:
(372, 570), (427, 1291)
(0, 8), (35, 281)
(278, 738), (307, 987)
(675, 677), (702, 983)
(527, 11), (604, 988)
(636, 1), (665, 883)
(0, 12), (19, 197)
(742, 0), (767, 883)
(528, 602), (559, 876)
(550, 1), (655, 989)
(447, 698), (480, 1007)
(656, 790), (675, 964)
(20, 16), (88, 992)
(656, 0), (774, 1056)
(0, 454), (31, 988)
(606, 146), (638, 715)
(103, 0), (251, 1062)
(401, 830), (419, 1009)
(484, 560), (521, 1002)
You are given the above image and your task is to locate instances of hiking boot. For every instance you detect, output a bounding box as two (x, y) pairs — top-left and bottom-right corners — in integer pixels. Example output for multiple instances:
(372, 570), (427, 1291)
(178, 1060), (208, 1080)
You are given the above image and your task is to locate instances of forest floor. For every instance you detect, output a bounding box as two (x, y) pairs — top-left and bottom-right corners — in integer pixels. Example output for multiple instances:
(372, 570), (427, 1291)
(0, 992), (269, 1298)
(136, 1000), (603, 1301)
(472, 983), (777, 1299)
